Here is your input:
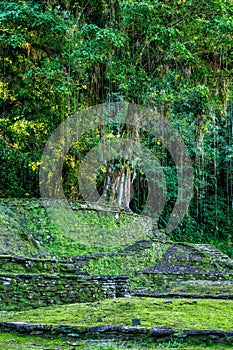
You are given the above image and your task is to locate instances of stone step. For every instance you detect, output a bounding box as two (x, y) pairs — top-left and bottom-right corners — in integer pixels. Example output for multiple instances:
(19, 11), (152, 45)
(191, 244), (233, 267)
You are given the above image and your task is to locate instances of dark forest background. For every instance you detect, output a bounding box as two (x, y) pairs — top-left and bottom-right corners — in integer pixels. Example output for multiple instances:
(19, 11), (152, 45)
(0, 0), (232, 255)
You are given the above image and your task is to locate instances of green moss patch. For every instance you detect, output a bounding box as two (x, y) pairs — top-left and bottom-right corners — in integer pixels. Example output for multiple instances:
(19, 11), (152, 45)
(2, 297), (232, 331)
(0, 332), (232, 349)
(0, 199), (153, 257)
(0, 206), (39, 256)
(83, 242), (169, 276)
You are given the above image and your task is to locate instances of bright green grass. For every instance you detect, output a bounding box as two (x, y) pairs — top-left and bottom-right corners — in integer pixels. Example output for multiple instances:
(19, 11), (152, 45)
(0, 332), (232, 349)
(1, 297), (232, 331)
(1, 199), (152, 256)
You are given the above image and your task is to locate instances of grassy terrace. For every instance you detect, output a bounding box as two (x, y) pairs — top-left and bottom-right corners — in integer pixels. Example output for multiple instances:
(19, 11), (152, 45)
(1, 297), (232, 331)
(0, 201), (232, 348)
(0, 297), (233, 349)
(0, 200), (153, 257)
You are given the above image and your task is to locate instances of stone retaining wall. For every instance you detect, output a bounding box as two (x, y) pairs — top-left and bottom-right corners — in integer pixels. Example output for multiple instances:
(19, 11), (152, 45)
(134, 272), (233, 295)
(0, 322), (232, 344)
(0, 273), (129, 310)
(0, 254), (101, 275)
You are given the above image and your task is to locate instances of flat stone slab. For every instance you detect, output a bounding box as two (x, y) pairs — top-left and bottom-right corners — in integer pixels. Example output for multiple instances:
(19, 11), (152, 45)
(0, 321), (232, 342)
(120, 326), (147, 334)
(88, 325), (123, 333)
(180, 329), (225, 336)
(0, 322), (52, 332)
(150, 326), (174, 336)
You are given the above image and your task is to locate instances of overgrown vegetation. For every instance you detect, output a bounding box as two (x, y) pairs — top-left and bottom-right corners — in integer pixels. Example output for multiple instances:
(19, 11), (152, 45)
(0, 332), (232, 349)
(0, 0), (232, 253)
(0, 199), (153, 256)
(0, 1), (232, 347)
(2, 297), (233, 331)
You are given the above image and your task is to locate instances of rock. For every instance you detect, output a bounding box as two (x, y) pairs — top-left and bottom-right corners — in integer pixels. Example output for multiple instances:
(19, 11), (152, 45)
(88, 325), (123, 333)
(132, 318), (141, 326)
(225, 331), (233, 336)
(150, 326), (174, 336)
(181, 329), (225, 336)
(181, 301), (197, 305)
(120, 326), (147, 334)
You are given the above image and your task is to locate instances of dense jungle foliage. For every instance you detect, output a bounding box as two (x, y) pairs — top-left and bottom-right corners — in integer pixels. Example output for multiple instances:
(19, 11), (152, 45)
(0, 0), (233, 254)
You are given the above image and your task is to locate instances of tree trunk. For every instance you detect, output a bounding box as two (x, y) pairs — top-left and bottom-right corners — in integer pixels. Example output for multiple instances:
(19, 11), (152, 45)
(98, 113), (140, 210)
(99, 161), (132, 210)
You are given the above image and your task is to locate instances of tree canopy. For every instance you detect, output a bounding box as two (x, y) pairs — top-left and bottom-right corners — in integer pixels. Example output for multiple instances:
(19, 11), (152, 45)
(0, 0), (232, 254)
